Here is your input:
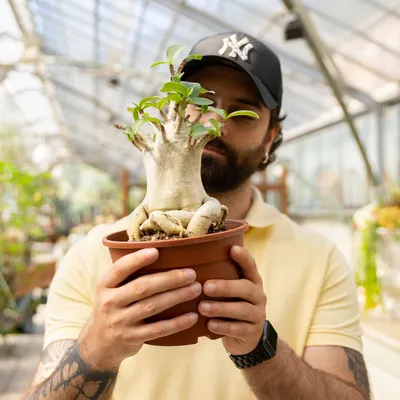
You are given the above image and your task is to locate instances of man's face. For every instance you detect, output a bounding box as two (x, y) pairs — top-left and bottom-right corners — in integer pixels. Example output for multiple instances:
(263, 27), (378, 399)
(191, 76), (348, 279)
(186, 64), (276, 194)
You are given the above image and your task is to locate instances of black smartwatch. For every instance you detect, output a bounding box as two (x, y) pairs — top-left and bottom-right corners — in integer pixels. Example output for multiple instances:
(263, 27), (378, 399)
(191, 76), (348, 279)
(229, 320), (278, 369)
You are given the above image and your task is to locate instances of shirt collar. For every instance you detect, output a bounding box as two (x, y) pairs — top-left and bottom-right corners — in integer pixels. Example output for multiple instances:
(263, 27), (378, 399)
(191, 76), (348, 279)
(244, 186), (282, 229)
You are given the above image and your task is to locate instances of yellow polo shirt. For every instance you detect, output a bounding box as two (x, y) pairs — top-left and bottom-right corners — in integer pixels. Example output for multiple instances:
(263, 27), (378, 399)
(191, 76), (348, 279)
(44, 187), (363, 400)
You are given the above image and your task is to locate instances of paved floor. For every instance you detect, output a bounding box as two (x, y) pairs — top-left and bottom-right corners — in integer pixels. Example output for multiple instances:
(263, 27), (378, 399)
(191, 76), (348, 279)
(0, 333), (43, 399)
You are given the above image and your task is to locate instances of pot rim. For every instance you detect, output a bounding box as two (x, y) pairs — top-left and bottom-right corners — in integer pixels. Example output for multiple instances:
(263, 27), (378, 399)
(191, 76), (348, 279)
(103, 219), (249, 249)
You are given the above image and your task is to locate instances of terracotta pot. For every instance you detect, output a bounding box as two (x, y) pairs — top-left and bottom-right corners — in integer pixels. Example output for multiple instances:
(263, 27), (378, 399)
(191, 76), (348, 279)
(102, 219), (248, 346)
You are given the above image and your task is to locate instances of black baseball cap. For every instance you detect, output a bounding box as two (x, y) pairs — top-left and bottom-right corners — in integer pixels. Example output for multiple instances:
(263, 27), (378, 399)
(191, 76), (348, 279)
(182, 31), (283, 110)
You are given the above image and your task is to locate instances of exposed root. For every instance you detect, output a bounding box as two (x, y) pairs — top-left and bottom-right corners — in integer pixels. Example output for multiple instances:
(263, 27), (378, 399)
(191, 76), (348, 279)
(138, 222), (226, 242)
(187, 196), (226, 236)
(127, 203), (149, 241)
(149, 211), (190, 238)
(128, 198), (227, 242)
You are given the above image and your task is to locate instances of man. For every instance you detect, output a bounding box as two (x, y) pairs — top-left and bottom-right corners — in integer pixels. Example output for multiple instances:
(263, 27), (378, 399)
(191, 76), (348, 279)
(25, 32), (370, 399)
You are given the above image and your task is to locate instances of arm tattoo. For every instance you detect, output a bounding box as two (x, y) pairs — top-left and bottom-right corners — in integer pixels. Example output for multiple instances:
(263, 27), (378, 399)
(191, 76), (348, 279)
(27, 341), (117, 399)
(343, 347), (370, 397)
(32, 340), (75, 385)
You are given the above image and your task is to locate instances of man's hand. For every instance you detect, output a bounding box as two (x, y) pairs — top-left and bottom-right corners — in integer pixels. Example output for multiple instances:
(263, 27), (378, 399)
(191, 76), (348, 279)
(198, 245), (266, 355)
(80, 248), (202, 370)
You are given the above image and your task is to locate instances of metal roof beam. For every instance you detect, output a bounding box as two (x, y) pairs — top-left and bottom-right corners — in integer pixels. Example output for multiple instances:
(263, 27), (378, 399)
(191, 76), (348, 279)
(283, 0), (378, 188)
(364, 0), (400, 21)
(50, 78), (114, 115)
(305, 5), (400, 58)
(152, 0), (379, 110)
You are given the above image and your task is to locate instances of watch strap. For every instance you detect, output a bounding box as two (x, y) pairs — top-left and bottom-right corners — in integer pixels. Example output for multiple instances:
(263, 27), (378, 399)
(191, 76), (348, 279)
(229, 320), (277, 369)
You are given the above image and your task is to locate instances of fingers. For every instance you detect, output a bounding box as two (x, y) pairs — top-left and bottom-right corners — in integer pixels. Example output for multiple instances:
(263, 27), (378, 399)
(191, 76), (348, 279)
(199, 300), (263, 323)
(130, 312), (199, 343)
(203, 278), (261, 305)
(101, 248), (159, 288)
(207, 319), (259, 340)
(114, 268), (198, 306)
(230, 245), (262, 285)
(122, 281), (202, 321)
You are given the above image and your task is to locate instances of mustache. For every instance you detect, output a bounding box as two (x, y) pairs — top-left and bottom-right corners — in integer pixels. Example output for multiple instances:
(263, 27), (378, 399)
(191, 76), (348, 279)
(205, 138), (233, 156)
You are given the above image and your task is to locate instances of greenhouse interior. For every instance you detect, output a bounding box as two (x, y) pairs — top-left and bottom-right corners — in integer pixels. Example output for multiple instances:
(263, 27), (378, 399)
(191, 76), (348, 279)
(1, 0), (399, 398)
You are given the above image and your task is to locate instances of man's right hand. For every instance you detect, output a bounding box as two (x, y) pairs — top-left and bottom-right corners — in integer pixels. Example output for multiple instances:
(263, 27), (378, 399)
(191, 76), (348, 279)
(79, 248), (202, 370)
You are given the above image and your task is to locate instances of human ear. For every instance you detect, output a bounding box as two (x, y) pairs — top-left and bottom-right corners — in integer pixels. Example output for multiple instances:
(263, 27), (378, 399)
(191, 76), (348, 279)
(264, 124), (280, 154)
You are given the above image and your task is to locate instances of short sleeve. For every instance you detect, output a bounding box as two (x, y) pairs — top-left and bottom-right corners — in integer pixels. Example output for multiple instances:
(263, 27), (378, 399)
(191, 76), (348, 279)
(43, 241), (94, 349)
(305, 246), (363, 352)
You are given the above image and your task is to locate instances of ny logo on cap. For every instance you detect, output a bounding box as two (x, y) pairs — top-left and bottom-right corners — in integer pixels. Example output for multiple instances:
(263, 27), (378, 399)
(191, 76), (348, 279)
(218, 34), (254, 61)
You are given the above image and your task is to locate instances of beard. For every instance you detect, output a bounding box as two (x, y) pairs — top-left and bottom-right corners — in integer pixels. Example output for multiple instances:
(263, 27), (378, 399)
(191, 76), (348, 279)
(201, 136), (267, 194)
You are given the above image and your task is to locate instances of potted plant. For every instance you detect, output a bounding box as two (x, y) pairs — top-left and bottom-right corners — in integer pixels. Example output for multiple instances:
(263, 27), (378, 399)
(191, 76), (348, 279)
(376, 187), (400, 318)
(353, 186), (400, 315)
(0, 159), (54, 335)
(103, 45), (259, 346)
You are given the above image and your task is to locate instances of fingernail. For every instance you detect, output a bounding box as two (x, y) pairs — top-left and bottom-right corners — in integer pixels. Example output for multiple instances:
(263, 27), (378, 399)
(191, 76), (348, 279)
(231, 245), (240, 255)
(184, 269), (196, 280)
(141, 248), (158, 257)
(209, 321), (218, 330)
(205, 283), (216, 293)
(201, 302), (211, 312)
(190, 282), (202, 294)
(188, 313), (198, 323)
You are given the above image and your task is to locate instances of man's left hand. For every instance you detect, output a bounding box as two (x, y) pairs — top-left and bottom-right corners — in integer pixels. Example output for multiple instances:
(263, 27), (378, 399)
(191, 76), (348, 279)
(198, 245), (267, 355)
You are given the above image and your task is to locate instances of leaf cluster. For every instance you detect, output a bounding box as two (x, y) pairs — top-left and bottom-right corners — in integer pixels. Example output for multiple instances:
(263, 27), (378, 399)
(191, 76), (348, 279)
(121, 44), (258, 142)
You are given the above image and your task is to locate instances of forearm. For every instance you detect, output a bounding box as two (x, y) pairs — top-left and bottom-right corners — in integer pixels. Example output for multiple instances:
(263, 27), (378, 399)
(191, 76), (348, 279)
(243, 340), (367, 400)
(24, 341), (118, 399)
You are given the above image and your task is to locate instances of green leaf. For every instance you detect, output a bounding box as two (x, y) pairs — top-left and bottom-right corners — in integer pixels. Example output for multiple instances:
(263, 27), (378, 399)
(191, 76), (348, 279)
(129, 102), (140, 120)
(208, 106), (227, 119)
(139, 96), (161, 109)
(208, 128), (221, 137)
(160, 81), (188, 96)
(145, 116), (162, 126)
(209, 118), (221, 131)
(200, 87), (215, 94)
(172, 73), (185, 82)
(186, 54), (202, 61)
(132, 116), (161, 133)
(183, 82), (201, 99)
(166, 44), (186, 62)
(156, 98), (172, 109)
(190, 123), (210, 137)
(225, 110), (259, 120)
(132, 118), (147, 134)
(150, 61), (169, 68)
(165, 93), (182, 104)
(191, 97), (214, 106)
(123, 126), (134, 141)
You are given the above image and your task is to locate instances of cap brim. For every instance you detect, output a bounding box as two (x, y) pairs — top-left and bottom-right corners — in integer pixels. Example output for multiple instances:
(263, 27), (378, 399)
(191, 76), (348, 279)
(182, 56), (278, 110)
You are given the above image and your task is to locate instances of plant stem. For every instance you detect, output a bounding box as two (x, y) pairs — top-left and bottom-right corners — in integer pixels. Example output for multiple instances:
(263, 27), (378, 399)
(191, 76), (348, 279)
(177, 59), (187, 74)
(169, 64), (175, 77)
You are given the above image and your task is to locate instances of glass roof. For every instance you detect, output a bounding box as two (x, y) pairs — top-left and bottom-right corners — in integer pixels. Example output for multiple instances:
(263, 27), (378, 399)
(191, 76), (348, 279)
(1, 0), (399, 182)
